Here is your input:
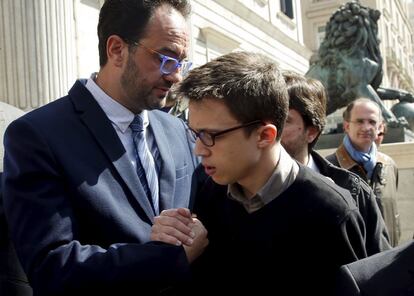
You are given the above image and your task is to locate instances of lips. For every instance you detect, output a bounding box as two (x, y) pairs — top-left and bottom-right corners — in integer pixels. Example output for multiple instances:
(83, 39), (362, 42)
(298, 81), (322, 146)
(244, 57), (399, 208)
(155, 87), (169, 98)
(203, 164), (216, 176)
(359, 133), (373, 138)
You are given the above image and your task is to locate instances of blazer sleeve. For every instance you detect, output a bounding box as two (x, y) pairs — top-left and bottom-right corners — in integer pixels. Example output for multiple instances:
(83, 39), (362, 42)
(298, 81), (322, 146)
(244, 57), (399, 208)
(2, 117), (190, 295)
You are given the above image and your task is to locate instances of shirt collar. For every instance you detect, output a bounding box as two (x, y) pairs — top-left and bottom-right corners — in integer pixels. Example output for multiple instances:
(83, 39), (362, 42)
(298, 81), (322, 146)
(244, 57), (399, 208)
(228, 146), (299, 213)
(307, 153), (321, 174)
(85, 73), (148, 132)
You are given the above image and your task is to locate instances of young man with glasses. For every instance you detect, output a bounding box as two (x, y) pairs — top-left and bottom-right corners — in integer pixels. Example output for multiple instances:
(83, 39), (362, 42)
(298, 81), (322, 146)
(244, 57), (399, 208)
(2, 1), (204, 295)
(326, 98), (400, 247)
(151, 51), (367, 295)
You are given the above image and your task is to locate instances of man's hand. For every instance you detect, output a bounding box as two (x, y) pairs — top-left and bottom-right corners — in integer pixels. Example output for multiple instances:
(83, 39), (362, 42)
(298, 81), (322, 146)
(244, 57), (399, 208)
(151, 208), (208, 263)
(183, 218), (208, 263)
(151, 208), (196, 246)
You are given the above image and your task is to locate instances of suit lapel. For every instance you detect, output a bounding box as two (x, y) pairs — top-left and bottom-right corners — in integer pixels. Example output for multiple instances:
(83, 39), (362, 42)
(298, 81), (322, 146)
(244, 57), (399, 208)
(148, 112), (175, 211)
(68, 81), (155, 221)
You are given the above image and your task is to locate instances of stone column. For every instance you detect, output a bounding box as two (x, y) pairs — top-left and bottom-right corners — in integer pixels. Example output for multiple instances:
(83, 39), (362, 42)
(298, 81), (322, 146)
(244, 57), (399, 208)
(0, 0), (77, 110)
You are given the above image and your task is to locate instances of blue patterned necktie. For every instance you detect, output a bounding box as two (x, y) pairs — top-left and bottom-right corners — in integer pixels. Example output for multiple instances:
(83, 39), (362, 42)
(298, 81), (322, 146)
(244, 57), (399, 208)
(130, 115), (159, 215)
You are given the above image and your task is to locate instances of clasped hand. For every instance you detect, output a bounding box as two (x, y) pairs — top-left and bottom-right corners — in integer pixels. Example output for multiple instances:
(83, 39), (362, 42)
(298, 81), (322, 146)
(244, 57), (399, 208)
(151, 208), (208, 263)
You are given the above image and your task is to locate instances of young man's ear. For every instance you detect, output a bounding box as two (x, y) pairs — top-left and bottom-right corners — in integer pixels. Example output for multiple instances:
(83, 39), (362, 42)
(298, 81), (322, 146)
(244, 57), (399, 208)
(306, 126), (320, 144)
(106, 35), (128, 67)
(257, 124), (277, 148)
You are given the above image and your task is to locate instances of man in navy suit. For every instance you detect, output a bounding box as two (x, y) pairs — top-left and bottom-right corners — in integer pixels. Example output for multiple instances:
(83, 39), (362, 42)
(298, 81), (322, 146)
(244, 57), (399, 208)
(336, 241), (414, 296)
(2, 1), (206, 295)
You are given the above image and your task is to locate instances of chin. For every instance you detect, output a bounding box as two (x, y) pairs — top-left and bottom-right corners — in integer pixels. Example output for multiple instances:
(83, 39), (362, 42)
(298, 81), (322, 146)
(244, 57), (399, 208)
(211, 176), (229, 186)
(146, 99), (165, 111)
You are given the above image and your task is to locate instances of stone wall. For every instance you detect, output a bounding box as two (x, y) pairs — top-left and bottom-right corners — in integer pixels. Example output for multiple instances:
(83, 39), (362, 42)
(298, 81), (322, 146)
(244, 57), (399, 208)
(318, 142), (414, 246)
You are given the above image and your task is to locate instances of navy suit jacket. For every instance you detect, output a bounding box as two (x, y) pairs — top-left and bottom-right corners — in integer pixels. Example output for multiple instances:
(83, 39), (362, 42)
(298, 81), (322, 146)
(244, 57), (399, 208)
(336, 241), (414, 296)
(2, 80), (198, 295)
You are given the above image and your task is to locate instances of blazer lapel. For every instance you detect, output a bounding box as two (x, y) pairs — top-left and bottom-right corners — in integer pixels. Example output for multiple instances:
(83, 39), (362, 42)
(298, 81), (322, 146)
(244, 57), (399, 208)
(68, 81), (155, 221)
(148, 112), (175, 211)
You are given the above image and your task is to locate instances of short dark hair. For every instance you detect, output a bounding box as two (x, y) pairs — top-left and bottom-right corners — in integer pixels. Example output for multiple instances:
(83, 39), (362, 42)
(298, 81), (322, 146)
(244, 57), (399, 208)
(98, 0), (191, 66)
(283, 71), (327, 149)
(177, 52), (289, 140)
(343, 98), (382, 122)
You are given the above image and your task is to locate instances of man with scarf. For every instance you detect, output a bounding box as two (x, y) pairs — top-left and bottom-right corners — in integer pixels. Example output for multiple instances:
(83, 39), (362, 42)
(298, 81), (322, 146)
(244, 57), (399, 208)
(327, 98), (400, 246)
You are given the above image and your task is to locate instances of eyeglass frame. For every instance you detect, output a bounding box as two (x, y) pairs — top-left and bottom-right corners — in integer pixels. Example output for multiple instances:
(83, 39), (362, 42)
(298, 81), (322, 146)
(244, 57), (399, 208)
(188, 120), (264, 147)
(347, 118), (379, 128)
(124, 39), (192, 76)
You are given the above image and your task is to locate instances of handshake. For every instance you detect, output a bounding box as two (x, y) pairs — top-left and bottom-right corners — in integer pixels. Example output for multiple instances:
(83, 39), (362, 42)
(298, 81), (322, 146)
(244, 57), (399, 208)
(151, 208), (209, 263)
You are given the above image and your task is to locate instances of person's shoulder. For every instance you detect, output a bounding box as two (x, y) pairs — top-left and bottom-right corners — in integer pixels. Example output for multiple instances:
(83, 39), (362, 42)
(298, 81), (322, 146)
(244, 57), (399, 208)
(298, 164), (348, 193)
(296, 165), (357, 210)
(325, 150), (339, 165)
(342, 241), (414, 295)
(14, 96), (71, 127)
(314, 151), (349, 178)
(149, 110), (191, 141)
(150, 109), (186, 126)
(376, 151), (397, 167)
(327, 161), (371, 193)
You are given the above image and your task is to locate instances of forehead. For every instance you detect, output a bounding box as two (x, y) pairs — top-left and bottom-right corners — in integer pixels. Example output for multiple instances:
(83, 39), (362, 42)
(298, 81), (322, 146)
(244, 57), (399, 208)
(288, 109), (305, 123)
(143, 5), (190, 55)
(351, 102), (380, 119)
(188, 98), (238, 128)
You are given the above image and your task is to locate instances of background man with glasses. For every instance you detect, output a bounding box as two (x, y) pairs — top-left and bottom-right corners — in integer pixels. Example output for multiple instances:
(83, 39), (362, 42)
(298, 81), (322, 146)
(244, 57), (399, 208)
(327, 98), (400, 246)
(150, 51), (367, 295)
(2, 1), (205, 295)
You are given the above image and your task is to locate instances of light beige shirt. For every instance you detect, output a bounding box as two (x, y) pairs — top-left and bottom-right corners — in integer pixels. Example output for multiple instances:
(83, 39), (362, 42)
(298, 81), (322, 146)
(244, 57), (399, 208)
(228, 146), (299, 213)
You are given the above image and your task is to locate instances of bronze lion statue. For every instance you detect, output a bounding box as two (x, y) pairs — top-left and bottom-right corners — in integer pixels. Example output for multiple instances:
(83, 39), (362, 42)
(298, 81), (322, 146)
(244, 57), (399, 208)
(306, 1), (404, 126)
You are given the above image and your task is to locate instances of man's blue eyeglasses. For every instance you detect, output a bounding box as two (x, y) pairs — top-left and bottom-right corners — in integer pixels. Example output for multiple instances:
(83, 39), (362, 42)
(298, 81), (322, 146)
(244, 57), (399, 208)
(127, 40), (192, 76)
(188, 120), (264, 147)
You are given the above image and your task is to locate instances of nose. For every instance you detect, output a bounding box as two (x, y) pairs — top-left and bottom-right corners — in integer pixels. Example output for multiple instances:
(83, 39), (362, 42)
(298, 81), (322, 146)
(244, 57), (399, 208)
(163, 68), (182, 83)
(361, 120), (373, 130)
(193, 138), (211, 157)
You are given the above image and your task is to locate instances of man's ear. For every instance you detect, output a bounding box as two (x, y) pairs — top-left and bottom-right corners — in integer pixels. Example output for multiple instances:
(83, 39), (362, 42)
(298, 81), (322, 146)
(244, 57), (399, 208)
(343, 120), (350, 134)
(306, 126), (320, 144)
(106, 35), (128, 68)
(257, 124), (277, 148)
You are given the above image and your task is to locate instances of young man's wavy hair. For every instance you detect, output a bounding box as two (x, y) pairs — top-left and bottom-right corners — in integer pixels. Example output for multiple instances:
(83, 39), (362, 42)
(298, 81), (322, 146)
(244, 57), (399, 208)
(98, 0), (191, 66)
(177, 51), (289, 140)
(283, 71), (327, 150)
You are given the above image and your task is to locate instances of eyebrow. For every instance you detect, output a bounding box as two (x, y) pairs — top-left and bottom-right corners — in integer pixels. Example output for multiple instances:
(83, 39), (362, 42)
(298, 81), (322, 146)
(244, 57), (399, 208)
(157, 46), (187, 60)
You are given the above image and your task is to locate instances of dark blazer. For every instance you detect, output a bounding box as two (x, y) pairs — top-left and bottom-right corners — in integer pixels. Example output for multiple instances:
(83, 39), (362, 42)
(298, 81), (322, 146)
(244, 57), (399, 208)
(2, 80), (197, 295)
(0, 178), (32, 296)
(335, 241), (414, 296)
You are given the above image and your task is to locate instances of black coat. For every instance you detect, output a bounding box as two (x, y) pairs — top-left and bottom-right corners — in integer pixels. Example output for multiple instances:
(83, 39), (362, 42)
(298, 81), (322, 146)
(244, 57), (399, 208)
(311, 150), (391, 255)
(336, 241), (414, 296)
